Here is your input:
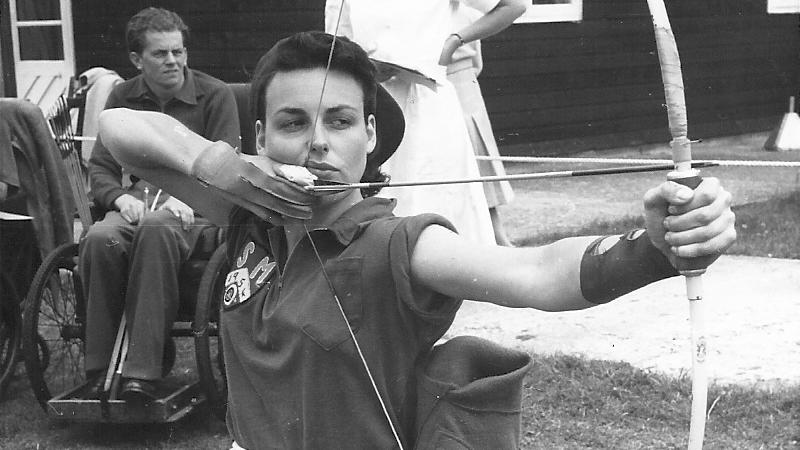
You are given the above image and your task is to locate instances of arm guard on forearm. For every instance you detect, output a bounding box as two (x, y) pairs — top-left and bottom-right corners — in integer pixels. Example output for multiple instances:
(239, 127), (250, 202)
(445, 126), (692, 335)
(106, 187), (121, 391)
(580, 229), (679, 304)
(190, 141), (312, 220)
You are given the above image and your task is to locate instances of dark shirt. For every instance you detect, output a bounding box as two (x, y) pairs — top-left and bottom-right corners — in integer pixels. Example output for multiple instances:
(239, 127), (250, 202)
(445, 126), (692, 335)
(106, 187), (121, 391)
(88, 68), (240, 210)
(222, 197), (461, 449)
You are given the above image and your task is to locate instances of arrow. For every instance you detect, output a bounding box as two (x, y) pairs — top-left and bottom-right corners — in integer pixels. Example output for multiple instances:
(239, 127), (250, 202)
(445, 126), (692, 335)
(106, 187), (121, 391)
(307, 161), (717, 192)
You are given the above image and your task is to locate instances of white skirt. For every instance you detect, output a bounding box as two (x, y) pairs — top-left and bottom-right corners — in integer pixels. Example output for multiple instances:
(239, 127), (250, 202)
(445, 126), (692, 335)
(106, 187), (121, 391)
(448, 67), (514, 208)
(378, 77), (494, 245)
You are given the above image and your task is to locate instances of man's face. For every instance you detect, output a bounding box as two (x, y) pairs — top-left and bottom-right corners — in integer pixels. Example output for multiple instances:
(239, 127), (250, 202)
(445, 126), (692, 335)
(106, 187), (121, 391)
(130, 30), (186, 93)
(257, 68), (376, 189)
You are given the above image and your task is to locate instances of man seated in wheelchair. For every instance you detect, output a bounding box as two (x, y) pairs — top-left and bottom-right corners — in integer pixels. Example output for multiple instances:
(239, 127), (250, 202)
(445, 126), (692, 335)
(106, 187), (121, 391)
(97, 31), (736, 448)
(79, 7), (239, 401)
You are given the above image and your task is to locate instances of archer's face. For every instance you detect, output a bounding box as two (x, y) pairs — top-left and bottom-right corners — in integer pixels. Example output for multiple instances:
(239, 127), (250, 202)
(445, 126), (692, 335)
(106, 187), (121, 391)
(257, 68), (376, 188)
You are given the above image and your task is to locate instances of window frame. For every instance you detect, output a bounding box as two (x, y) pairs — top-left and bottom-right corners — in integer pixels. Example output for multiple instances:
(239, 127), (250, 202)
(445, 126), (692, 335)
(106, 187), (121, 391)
(767, 0), (800, 14)
(515, 0), (583, 24)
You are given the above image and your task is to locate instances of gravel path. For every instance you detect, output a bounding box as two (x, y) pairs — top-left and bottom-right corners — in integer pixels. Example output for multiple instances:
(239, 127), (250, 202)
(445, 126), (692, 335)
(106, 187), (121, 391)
(445, 255), (800, 389)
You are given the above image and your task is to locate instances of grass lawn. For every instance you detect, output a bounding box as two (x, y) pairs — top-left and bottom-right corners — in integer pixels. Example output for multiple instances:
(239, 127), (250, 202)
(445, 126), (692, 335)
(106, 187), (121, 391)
(2, 133), (799, 448)
(520, 354), (799, 449)
(516, 189), (800, 260)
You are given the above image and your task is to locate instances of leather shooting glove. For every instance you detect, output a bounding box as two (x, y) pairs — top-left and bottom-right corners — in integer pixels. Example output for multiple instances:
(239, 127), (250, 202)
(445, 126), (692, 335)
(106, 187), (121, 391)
(190, 141), (313, 222)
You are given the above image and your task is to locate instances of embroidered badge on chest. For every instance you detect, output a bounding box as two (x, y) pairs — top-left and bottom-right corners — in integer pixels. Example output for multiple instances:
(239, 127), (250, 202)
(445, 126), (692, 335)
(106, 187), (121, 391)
(223, 240), (276, 310)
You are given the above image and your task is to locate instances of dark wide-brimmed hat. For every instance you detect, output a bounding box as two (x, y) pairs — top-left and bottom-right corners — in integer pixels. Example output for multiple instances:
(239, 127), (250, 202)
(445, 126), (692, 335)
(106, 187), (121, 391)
(250, 31), (405, 170)
(370, 82), (404, 168)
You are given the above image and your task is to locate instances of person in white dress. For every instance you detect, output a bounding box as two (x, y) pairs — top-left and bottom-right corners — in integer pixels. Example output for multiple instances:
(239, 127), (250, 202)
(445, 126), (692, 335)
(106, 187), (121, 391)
(443, 0), (526, 246)
(325, 0), (524, 245)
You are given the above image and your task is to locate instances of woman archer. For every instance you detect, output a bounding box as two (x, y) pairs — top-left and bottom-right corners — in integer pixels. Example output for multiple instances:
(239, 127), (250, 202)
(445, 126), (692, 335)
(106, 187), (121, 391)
(97, 31), (735, 450)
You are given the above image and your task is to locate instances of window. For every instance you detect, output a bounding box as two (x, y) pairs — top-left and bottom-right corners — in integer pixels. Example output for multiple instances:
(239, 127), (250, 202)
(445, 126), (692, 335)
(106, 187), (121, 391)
(8, 0), (75, 109)
(13, 0), (66, 62)
(16, 0), (61, 21)
(515, 0), (583, 24)
(18, 26), (64, 60)
(768, 0), (800, 14)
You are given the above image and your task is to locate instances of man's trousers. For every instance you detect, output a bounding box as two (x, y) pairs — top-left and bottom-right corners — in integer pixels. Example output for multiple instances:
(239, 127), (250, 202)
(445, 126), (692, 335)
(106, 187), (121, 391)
(80, 209), (211, 379)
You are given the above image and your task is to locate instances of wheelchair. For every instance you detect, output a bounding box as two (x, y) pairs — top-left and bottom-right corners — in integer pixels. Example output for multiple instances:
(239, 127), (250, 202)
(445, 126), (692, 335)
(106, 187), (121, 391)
(19, 80), (252, 423)
(22, 233), (229, 422)
(0, 272), (21, 397)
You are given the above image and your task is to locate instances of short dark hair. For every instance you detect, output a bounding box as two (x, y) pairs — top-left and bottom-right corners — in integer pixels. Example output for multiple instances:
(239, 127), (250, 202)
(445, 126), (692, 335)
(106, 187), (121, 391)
(250, 31), (376, 132)
(250, 31), (387, 195)
(126, 7), (189, 54)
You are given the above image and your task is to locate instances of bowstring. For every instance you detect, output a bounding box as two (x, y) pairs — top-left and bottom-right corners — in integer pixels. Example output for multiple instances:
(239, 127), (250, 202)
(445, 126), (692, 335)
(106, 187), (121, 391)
(302, 224), (405, 449)
(305, 1), (345, 158)
(302, 2), (406, 448)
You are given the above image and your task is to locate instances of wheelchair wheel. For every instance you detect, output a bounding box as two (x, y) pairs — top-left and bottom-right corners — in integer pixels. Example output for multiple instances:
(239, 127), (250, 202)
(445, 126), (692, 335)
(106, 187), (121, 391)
(194, 243), (228, 420)
(22, 242), (86, 411)
(0, 273), (21, 397)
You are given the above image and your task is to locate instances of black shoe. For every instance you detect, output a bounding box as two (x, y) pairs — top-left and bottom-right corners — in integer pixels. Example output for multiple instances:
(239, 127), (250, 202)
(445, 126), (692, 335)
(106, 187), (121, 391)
(120, 378), (159, 403)
(84, 371), (107, 400)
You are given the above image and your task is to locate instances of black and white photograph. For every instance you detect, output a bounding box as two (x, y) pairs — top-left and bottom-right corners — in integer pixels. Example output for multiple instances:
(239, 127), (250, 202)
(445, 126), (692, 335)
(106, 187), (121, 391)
(0, 0), (797, 448)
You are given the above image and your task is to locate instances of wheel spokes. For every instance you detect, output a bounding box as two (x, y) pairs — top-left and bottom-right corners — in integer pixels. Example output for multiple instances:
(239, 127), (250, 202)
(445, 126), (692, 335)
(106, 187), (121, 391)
(34, 268), (84, 395)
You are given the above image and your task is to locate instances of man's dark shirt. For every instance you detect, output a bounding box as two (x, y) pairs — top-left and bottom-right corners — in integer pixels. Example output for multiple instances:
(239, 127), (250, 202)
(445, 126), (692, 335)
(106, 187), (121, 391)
(88, 68), (240, 210)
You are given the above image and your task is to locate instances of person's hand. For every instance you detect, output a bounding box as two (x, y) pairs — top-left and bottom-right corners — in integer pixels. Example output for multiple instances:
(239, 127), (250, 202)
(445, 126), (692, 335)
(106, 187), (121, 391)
(158, 196), (195, 230)
(114, 193), (146, 224)
(191, 141), (313, 224)
(241, 154), (285, 181)
(274, 163), (317, 186)
(643, 177), (736, 269)
(438, 34), (462, 66)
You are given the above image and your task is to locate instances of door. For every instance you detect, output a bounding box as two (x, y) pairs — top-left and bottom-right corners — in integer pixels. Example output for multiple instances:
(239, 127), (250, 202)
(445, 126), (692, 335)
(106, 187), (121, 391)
(9, 0), (75, 111)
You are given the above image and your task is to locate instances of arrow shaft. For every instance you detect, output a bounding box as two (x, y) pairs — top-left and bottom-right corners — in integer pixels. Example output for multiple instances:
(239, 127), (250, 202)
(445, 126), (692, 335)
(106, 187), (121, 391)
(308, 162), (716, 192)
(476, 155), (800, 168)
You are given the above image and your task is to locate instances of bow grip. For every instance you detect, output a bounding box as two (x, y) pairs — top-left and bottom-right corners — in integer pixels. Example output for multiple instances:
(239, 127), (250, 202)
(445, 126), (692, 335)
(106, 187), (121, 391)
(667, 169), (713, 275)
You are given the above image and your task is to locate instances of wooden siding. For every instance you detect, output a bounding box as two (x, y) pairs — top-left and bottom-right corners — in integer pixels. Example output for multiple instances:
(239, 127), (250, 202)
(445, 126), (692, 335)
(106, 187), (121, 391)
(71, 1), (322, 83)
(71, 1), (799, 155)
(483, 1), (800, 154)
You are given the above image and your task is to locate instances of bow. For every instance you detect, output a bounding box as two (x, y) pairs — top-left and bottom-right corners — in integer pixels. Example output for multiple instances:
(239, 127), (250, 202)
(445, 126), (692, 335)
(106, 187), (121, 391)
(303, 2), (407, 448)
(645, 1), (709, 448)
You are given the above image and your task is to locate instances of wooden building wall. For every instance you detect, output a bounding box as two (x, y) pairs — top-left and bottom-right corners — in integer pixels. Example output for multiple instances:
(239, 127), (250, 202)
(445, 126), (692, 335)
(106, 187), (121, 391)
(72, 0), (799, 155)
(482, 0), (800, 154)
(72, 0), (321, 82)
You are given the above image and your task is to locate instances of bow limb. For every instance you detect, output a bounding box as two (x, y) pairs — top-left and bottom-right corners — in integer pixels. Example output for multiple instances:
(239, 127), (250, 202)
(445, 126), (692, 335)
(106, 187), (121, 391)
(645, 2), (708, 449)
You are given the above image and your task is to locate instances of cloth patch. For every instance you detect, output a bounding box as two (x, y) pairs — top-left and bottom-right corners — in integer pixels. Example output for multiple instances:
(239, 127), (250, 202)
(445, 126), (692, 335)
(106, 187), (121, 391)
(224, 240), (276, 310)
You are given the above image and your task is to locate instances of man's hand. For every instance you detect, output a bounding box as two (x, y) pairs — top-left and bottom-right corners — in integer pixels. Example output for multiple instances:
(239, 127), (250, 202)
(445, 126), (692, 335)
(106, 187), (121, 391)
(643, 177), (736, 268)
(158, 196), (195, 230)
(114, 193), (146, 224)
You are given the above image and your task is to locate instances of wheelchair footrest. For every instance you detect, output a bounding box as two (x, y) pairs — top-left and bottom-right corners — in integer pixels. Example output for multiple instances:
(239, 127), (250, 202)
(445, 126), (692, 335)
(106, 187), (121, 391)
(47, 379), (206, 423)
